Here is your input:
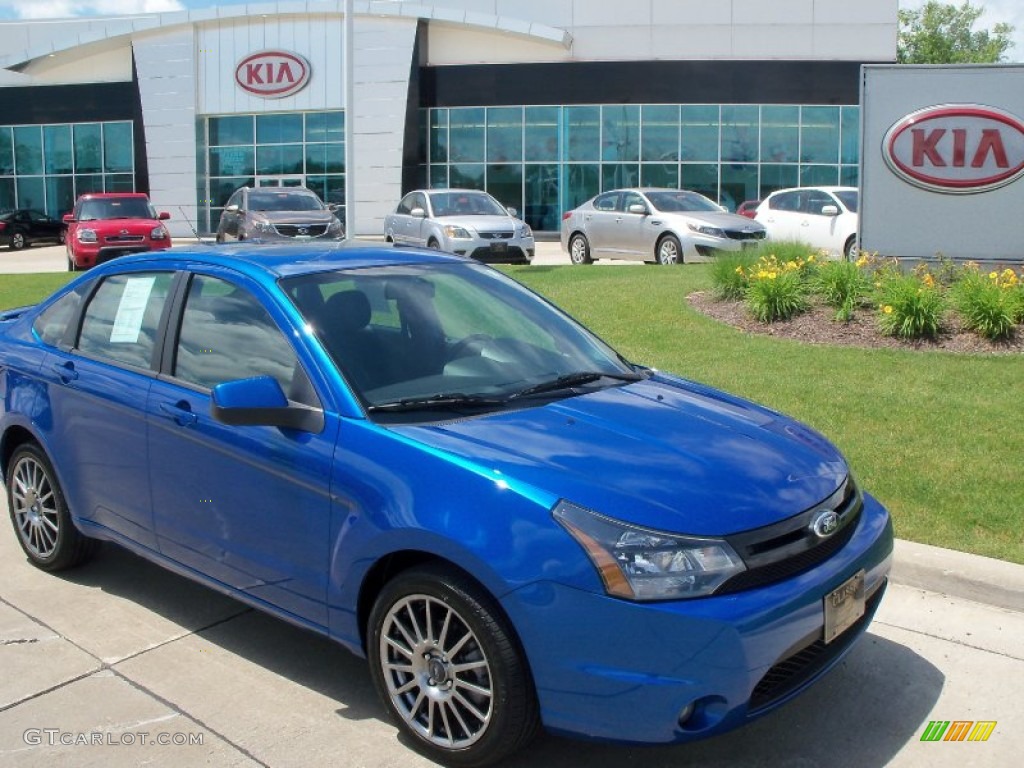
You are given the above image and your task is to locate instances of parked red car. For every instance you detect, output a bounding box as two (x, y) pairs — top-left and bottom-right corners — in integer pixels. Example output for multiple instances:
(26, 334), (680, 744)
(64, 193), (171, 270)
(736, 200), (761, 218)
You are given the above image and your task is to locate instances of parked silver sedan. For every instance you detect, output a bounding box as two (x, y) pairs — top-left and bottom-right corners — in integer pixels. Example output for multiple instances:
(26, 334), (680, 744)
(384, 189), (535, 263)
(560, 188), (766, 265)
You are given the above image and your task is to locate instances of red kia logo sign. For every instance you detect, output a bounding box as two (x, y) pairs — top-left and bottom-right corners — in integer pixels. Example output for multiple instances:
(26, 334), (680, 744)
(883, 104), (1024, 193)
(235, 50), (311, 99)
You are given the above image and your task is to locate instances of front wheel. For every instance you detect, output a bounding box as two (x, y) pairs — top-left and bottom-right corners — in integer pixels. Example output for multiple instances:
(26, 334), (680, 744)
(568, 233), (592, 265)
(656, 234), (682, 265)
(10, 232), (26, 250)
(844, 235), (859, 260)
(368, 565), (539, 767)
(7, 443), (95, 571)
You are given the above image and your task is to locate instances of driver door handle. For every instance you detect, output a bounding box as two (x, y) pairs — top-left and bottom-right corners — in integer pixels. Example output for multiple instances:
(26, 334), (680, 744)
(159, 401), (199, 427)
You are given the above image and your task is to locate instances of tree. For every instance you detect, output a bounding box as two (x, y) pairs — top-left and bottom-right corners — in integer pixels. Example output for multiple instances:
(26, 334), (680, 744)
(897, 1), (1014, 63)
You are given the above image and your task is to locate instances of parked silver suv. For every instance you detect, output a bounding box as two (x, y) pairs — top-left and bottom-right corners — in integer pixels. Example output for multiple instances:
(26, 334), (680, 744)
(383, 188), (535, 263)
(216, 186), (344, 243)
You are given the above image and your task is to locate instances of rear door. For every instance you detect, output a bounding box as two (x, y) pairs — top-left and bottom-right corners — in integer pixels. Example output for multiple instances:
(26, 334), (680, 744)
(584, 192), (623, 258)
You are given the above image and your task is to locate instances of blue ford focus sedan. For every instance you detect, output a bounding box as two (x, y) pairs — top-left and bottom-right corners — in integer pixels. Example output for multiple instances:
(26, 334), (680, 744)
(0, 243), (892, 766)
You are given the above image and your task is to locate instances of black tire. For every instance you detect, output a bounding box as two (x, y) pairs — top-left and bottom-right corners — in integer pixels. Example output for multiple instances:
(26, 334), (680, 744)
(67, 249), (79, 272)
(844, 235), (859, 261)
(6, 443), (96, 571)
(368, 564), (539, 767)
(10, 232), (26, 250)
(427, 238), (440, 250)
(59, 230), (66, 245)
(656, 234), (682, 265)
(568, 233), (592, 265)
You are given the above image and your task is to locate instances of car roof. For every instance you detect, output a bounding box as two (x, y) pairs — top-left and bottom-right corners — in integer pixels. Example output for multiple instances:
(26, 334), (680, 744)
(89, 241), (469, 281)
(767, 186), (857, 195)
(76, 192), (150, 199)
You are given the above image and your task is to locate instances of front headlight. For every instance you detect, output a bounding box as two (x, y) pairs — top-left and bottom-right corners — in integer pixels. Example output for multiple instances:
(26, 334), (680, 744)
(687, 223), (726, 238)
(252, 218), (275, 233)
(553, 500), (746, 600)
(443, 225), (472, 240)
(77, 228), (98, 243)
(150, 225), (168, 240)
(520, 223), (533, 238)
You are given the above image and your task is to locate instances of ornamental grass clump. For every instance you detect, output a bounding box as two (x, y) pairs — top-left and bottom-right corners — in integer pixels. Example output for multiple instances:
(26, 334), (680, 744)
(744, 254), (810, 323)
(875, 268), (945, 340)
(951, 266), (1022, 341)
(816, 259), (870, 322)
(709, 252), (759, 300)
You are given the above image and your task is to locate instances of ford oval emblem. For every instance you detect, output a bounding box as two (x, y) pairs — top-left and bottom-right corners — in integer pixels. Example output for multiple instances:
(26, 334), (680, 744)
(883, 104), (1024, 194)
(810, 509), (841, 539)
(235, 50), (311, 99)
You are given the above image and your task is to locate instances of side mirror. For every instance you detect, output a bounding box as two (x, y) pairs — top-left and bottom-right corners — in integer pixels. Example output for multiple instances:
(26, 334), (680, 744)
(820, 205), (840, 217)
(506, 206), (518, 217)
(409, 207), (427, 218)
(211, 375), (324, 433)
(63, 214), (75, 224)
(627, 203), (648, 215)
(224, 204), (240, 214)
(158, 211), (171, 220)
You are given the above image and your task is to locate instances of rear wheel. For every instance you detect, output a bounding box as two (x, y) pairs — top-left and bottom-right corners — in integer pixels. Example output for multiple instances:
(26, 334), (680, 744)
(656, 234), (682, 265)
(568, 233), (592, 265)
(10, 232), (26, 250)
(368, 564), (539, 767)
(844, 235), (859, 260)
(7, 443), (95, 571)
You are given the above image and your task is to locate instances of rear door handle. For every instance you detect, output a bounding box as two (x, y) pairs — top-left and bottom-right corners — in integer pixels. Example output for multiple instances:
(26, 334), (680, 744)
(51, 361), (78, 383)
(159, 401), (199, 427)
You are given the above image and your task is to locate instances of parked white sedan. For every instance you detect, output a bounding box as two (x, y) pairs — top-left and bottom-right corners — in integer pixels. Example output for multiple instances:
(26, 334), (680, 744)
(383, 188), (535, 263)
(560, 188), (765, 265)
(755, 186), (859, 259)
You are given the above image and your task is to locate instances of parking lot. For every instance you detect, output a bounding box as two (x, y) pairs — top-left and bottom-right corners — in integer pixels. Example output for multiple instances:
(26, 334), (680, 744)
(1, 239), (1023, 767)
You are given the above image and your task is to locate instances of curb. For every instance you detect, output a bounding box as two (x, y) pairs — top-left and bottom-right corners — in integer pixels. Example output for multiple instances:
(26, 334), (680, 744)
(891, 538), (1024, 612)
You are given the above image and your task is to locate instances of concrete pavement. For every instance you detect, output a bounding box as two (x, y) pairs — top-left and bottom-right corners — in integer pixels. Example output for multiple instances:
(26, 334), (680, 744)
(2, 240), (1023, 766)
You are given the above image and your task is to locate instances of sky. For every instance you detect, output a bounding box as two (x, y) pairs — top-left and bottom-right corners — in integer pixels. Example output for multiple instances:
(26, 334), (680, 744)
(0, 0), (1019, 61)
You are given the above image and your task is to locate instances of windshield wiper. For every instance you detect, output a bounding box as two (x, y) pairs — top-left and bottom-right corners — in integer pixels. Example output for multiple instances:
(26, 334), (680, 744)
(507, 371), (644, 401)
(367, 393), (505, 414)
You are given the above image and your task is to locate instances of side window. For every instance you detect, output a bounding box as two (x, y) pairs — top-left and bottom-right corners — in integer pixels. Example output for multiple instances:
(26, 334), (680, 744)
(33, 289), (84, 347)
(174, 275), (316, 405)
(593, 193), (619, 212)
(802, 190), (831, 215)
(622, 192), (646, 212)
(396, 194), (413, 215)
(770, 191), (799, 212)
(77, 272), (173, 368)
(226, 190), (242, 209)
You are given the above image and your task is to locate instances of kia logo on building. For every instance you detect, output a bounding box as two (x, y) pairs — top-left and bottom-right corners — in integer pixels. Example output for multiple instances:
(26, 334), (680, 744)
(883, 104), (1024, 194)
(235, 50), (311, 99)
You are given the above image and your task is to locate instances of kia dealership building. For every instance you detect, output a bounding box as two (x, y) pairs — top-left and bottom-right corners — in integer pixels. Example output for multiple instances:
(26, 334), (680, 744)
(0, 0), (897, 237)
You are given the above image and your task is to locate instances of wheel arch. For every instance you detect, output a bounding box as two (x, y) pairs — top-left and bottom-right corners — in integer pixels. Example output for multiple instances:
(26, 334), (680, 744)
(0, 424), (42, 482)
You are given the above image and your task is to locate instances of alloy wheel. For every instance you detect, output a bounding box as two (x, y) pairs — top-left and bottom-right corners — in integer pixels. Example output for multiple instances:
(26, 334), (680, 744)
(10, 454), (60, 559)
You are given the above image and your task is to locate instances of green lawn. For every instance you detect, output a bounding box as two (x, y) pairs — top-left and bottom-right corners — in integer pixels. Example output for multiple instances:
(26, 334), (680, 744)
(3, 266), (1022, 564)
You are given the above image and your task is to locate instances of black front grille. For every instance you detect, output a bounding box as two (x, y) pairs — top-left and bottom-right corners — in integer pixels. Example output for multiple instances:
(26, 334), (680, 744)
(718, 477), (862, 595)
(104, 234), (145, 243)
(725, 229), (766, 241)
(275, 223), (329, 238)
(748, 580), (887, 712)
(479, 231), (514, 240)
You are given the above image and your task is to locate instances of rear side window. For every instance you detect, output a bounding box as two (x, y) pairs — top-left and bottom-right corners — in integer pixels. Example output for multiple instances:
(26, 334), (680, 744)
(769, 191), (800, 212)
(77, 272), (174, 368)
(33, 289), (83, 347)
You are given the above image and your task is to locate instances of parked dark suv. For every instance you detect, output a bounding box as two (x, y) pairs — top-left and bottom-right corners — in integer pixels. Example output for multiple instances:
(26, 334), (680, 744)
(216, 186), (344, 243)
(63, 193), (171, 270)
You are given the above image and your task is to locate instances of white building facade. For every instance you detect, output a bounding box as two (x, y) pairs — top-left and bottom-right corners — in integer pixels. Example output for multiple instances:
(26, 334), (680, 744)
(0, 0), (897, 237)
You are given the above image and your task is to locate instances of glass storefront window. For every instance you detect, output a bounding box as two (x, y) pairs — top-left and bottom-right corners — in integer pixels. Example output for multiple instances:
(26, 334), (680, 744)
(641, 105), (680, 162)
(15, 176), (44, 209)
(103, 122), (134, 173)
(565, 107), (600, 162)
(760, 164), (799, 198)
(305, 111), (344, 142)
(801, 106), (840, 164)
(44, 125), (73, 175)
(525, 107), (559, 162)
(841, 106), (859, 166)
(564, 164), (599, 210)
(257, 114), (304, 144)
(602, 105), (639, 162)
(841, 165), (859, 187)
(45, 176), (74, 216)
(210, 116), (253, 146)
(486, 163), (523, 212)
(720, 163), (758, 211)
(602, 163), (639, 190)
(800, 165), (839, 186)
(430, 110), (449, 164)
(761, 106), (799, 163)
(449, 108), (485, 163)
(210, 146), (254, 177)
(680, 105), (719, 162)
(14, 126), (43, 175)
(256, 144), (304, 175)
(0, 128), (12, 175)
(680, 164), (718, 201)
(449, 163), (484, 189)
(525, 163), (559, 231)
(641, 163), (679, 189)
(105, 174), (135, 192)
(487, 107), (523, 163)
(74, 124), (102, 174)
(721, 105), (758, 163)
(0, 178), (14, 210)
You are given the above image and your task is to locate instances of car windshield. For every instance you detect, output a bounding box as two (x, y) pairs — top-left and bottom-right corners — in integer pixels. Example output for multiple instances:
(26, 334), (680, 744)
(834, 190), (858, 212)
(249, 192), (324, 212)
(283, 263), (639, 419)
(77, 198), (155, 220)
(644, 190), (722, 213)
(428, 192), (508, 217)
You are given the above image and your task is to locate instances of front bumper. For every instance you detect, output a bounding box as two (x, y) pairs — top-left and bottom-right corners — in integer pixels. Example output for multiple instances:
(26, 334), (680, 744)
(500, 492), (893, 744)
(445, 235), (535, 263)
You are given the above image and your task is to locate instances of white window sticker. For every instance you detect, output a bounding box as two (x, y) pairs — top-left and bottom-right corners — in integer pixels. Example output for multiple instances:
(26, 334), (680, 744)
(110, 276), (157, 343)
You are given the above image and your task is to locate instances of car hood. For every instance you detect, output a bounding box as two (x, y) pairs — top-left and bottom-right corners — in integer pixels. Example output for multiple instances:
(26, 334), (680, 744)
(393, 376), (847, 535)
(84, 218), (162, 233)
(665, 210), (765, 231)
(435, 215), (516, 232)
(258, 211), (336, 224)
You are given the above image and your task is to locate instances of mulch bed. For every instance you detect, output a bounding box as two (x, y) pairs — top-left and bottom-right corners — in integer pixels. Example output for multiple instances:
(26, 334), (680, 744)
(687, 291), (1024, 355)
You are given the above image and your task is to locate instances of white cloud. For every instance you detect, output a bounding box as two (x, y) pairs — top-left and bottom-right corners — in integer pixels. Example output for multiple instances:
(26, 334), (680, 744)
(0, 0), (185, 19)
(899, 0), (1024, 62)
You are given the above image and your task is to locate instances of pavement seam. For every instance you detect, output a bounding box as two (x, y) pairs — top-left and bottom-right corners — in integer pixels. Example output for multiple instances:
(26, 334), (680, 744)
(0, 594), (268, 765)
(873, 617), (1024, 662)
